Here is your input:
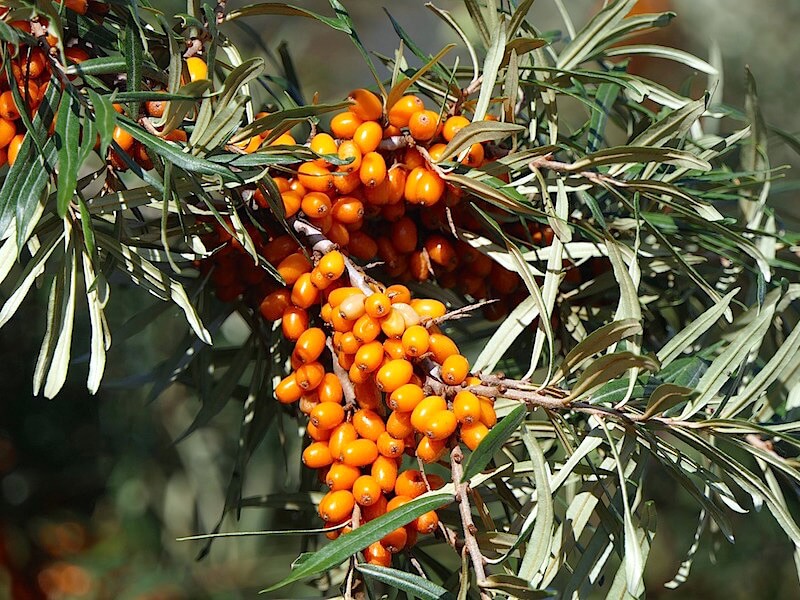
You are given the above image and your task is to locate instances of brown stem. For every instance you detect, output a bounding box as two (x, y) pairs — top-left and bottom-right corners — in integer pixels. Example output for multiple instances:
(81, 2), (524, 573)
(430, 299), (498, 326)
(529, 153), (628, 188)
(450, 446), (489, 596)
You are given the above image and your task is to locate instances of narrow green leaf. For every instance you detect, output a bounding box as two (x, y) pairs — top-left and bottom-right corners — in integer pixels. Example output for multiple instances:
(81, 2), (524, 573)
(518, 430), (554, 580)
(642, 384), (694, 419)
(357, 564), (455, 600)
(558, 0), (637, 70)
(570, 352), (659, 401)
(473, 22), (506, 122)
(55, 92), (82, 217)
(438, 121), (525, 163)
(604, 45), (717, 74)
(481, 574), (555, 599)
(462, 405), (526, 482)
(385, 43), (456, 112)
(552, 319), (642, 384)
(124, 21), (143, 118)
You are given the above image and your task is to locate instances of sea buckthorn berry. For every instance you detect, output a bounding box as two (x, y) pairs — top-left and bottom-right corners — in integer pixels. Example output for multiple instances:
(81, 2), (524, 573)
(460, 422), (490, 451)
(112, 125), (134, 152)
(385, 166), (407, 205)
(269, 132), (296, 146)
(336, 140), (362, 173)
(330, 310), (355, 333)
(380, 308), (407, 339)
(145, 98), (167, 118)
(329, 422), (358, 460)
(376, 432), (405, 458)
(301, 191), (332, 217)
(302, 441), (333, 469)
(354, 341), (385, 373)
(338, 293), (366, 320)
(390, 217), (418, 254)
(427, 143), (447, 162)
(0, 92), (20, 121)
(375, 359), (413, 392)
(338, 352), (355, 370)
(490, 263), (520, 295)
(386, 285), (412, 305)
(341, 438), (379, 467)
(348, 363), (370, 384)
(370, 456), (398, 493)
(401, 325), (430, 358)
(330, 111), (363, 139)
(365, 541), (392, 567)
(389, 383), (425, 412)
(331, 197), (364, 224)
(414, 510), (440, 534)
(424, 410), (458, 440)
(328, 220), (351, 246)
(0, 119), (16, 150)
(295, 327), (326, 363)
(395, 469), (428, 498)
(415, 170), (446, 206)
(364, 293), (391, 318)
(359, 151), (387, 188)
(326, 462), (361, 491)
(353, 379), (381, 411)
(442, 115), (470, 142)
(460, 142), (485, 167)
(310, 401), (346, 430)
(310, 268), (331, 290)
(425, 235), (458, 271)
(297, 161), (334, 192)
(386, 411), (415, 439)
(480, 398), (498, 427)
(306, 421), (331, 442)
(387, 495), (413, 514)
(453, 390), (482, 424)
(318, 373), (344, 404)
(348, 231), (378, 260)
(348, 88), (383, 121)
(352, 120), (383, 154)
(426, 474), (446, 490)
(275, 373), (302, 404)
(411, 299), (447, 320)
(408, 110), (440, 141)
(387, 94), (425, 127)
(416, 437), (447, 463)
(353, 408), (386, 441)
(352, 314), (382, 343)
(409, 250), (430, 281)
(277, 252), (312, 285)
(328, 286), (361, 307)
(441, 354), (470, 385)
(318, 490), (355, 522)
(383, 339), (406, 360)
(291, 272), (320, 308)
(263, 235), (298, 264)
(403, 166), (427, 203)
(352, 475), (382, 506)
(428, 333), (459, 363)
(381, 526), (408, 553)
(186, 56), (208, 82)
(295, 361), (325, 390)
(309, 133), (338, 165)
(411, 396), (447, 432)
(338, 331), (360, 355)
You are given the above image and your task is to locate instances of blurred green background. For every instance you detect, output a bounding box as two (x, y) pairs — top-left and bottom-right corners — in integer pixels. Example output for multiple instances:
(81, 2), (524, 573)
(1, 1), (799, 598)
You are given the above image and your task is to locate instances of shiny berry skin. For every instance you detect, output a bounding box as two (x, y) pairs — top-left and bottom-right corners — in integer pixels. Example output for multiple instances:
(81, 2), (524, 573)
(387, 94), (425, 128)
(442, 115), (470, 142)
(424, 410), (458, 440)
(185, 56), (208, 81)
(352, 475), (382, 506)
(428, 333), (460, 363)
(326, 462), (361, 491)
(386, 411), (414, 439)
(390, 217), (418, 254)
(394, 469), (428, 498)
(309, 132), (338, 165)
(401, 325), (430, 358)
(318, 490), (355, 522)
(328, 422), (358, 461)
(294, 328), (326, 363)
(330, 111), (363, 139)
(336, 140), (362, 173)
(371, 455), (399, 493)
(375, 359), (413, 392)
(301, 191), (332, 217)
(341, 438), (379, 467)
(376, 432), (405, 458)
(348, 88), (383, 121)
(302, 441), (333, 468)
(281, 306), (309, 341)
(352, 314), (382, 343)
(365, 541), (391, 567)
(480, 398), (498, 427)
(416, 436), (447, 463)
(381, 526), (408, 553)
(353, 120), (383, 154)
(359, 151), (387, 188)
(275, 373), (302, 404)
(411, 396), (447, 432)
(453, 390), (482, 424)
(364, 293), (391, 318)
(352, 408), (386, 441)
(410, 299), (447, 320)
(388, 383), (425, 412)
(408, 109), (440, 141)
(277, 252), (312, 285)
(414, 510), (440, 534)
(441, 354), (470, 385)
(297, 161), (334, 192)
(310, 402), (345, 430)
(318, 373), (344, 404)
(291, 272), (320, 308)
(386, 284), (412, 304)
(295, 361), (325, 390)
(460, 422), (490, 451)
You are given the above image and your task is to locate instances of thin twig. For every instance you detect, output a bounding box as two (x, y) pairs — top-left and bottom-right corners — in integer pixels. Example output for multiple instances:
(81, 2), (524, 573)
(529, 153), (628, 187)
(430, 299), (498, 326)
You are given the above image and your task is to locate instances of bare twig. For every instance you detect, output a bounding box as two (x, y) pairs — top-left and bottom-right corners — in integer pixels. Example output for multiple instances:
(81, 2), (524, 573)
(529, 153), (628, 187)
(430, 299), (498, 326)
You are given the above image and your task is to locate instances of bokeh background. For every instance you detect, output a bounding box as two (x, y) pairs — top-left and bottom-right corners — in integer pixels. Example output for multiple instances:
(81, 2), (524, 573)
(2, 1), (799, 598)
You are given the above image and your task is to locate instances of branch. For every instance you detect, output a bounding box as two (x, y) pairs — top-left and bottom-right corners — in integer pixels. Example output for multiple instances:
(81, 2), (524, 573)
(529, 153), (629, 187)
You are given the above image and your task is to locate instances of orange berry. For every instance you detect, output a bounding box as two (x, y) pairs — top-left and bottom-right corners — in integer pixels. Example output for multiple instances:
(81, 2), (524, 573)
(341, 438), (379, 467)
(353, 121), (383, 154)
(411, 299), (447, 320)
(388, 384), (424, 412)
(145, 98), (167, 118)
(408, 109), (440, 141)
(347, 231), (378, 260)
(442, 115), (470, 142)
(381, 526), (408, 553)
(401, 325), (430, 358)
(186, 56), (208, 81)
(424, 410), (458, 440)
(383, 338), (406, 360)
(414, 170), (446, 206)
(310, 402), (345, 430)
(376, 431), (405, 458)
(411, 395), (447, 433)
(371, 455), (399, 493)
(301, 191), (332, 217)
(353, 408), (386, 441)
(275, 373), (302, 404)
(480, 398), (498, 427)
(277, 252), (312, 285)
(428, 333), (459, 363)
(318, 490), (355, 522)
(297, 161), (334, 192)
(348, 363), (371, 384)
(352, 475), (382, 506)
(302, 441), (333, 468)
(365, 541), (392, 567)
(390, 217), (418, 254)
(386, 411), (415, 439)
(387, 94), (425, 128)
(348, 88), (383, 121)
(427, 143), (447, 162)
(379, 308), (406, 339)
(460, 142), (485, 167)
(318, 373), (344, 404)
(326, 462), (361, 491)
(353, 379), (382, 411)
(395, 469), (428, 498)
(331, 197), (364, 225)
(291, 272), (320, 308)
(416, 436), (447, 463)
(375, 359), (413, 392)
(441, 354), (470, 385)
(453, 390), (482, 424)
(359, 151), (387, 188)
(386, 284), (412, 304)
(330, 111), (363, 139)
(352, 314), (382, 343)
(0, 92), (19, 121)
(309, 132), (338, 165)
(329, 422), (358, 461)
(112, 125), (134, 152)
(354, 341), (385, 373)
(295, 361), (325, 390)
(336, 139), (362, 173)
(364, 293), (391, 318)
(0, 119), (16, 150)
(306, 421), (331, 442)
(259, 289), (291, 321)
(295, 327), (326, 363)
(328, 220), (351, 246)
(337, 331), (360, 355)
(414, 510), (440, 534)
(460, 422), (490, 451)
(403, 166), (427, 203)
(281, 306), (309, 341)
(425, 235), (458, 271)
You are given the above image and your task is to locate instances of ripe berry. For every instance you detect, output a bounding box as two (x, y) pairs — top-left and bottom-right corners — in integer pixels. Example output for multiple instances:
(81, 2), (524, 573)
(354, 341), (385, 373)
(442, 115), (470, 142)
(281, 306), (309, 341)
(375, 359), (413, 392)
(414, 510), (440, 534)
(371, 455), (399, 493)
(352, 314), (382, 343)
(301, 191), (332, 217)
(376, 432), (405, 458)
(352, 475), (382, 506)
(291, 272), (320, 308)
(185, 56), (208, 82)
(336, 140), (362, 173)
(348, 88), (383, 121)
(277, 252), (312, 285)
(364, 293), (391, 318)
(341, 438), (379, 467)
(410, 395), (447, 433)
(441, 354), (470, 385)
(352, 408), (386, 441)
(401, 325), (430, 358)
(480, 398), (498, 427)
(386, 410), (414, 439)
(318, 373), (344, 404)
(410, 299), (447, 320)
(310, 402), (345, 430)
(275, 373), (302, 404)
(365, 541), (391, 567)
(330, 111), (363, 139)
(381, 526), (408, 553)
(318, 490), (355, 522)
(453, 390), (482, 424)
(295, 361), (325, 390)
(428, 333), (460, 363)
(331, 197), (364, 224)
(328, 422), (358, 461)
(416, 436), (447, 463)
(387, 94), (425, 128)
(302, 441), (333, 468)
(424, 410), (458, 440)
(326, 462), (361, 491)
(408, 109), (440, 141)
(353, 120), (383, 154)
(309, 132), (338, 165)
(297, 161), (334, 192)
(395, 469), (428, 498)
(460, 422), (490, 450)
(388, 384), (424, 412)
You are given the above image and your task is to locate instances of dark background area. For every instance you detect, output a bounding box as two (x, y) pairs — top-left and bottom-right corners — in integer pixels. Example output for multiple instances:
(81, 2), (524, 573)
(1, 1), (799, 598)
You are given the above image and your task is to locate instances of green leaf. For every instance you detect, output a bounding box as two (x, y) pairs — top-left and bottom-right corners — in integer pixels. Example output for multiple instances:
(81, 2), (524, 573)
(124, 21), (143, 118)
(462, 404), (526, 482)
(642, 384), (694, 419)
(518, 429), (554, 580)
(229, 102), (350, 144)
(570, 352), (659, 401)
(557, 0), (637, 70)
(262, 492), (453, 591)
(55, 92), (83, 218)
(87, 89), (116, 157)
(568, 146), (712, 172)
(225, 2), (349, 31)
(438, 121), (525, 163)
(473, 21), (506, 121)
(552, 319), (642, 384)
(481, 574), (556, 599)
(604, 45), (717, 74)
(356, 564), (455, 600)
